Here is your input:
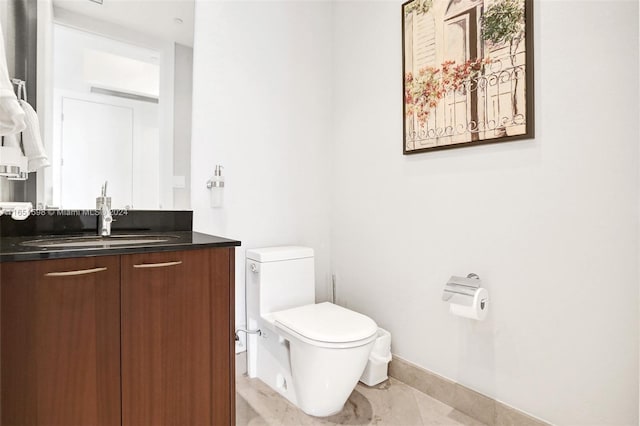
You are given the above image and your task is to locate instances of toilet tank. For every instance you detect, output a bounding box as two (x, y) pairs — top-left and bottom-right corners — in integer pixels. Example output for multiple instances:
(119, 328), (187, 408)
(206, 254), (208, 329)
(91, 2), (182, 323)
(246, 246), (315, 315)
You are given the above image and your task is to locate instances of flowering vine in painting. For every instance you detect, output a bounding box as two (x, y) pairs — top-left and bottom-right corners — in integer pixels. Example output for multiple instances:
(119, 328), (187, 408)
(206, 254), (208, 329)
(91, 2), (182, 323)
(405, 57), (492, 125)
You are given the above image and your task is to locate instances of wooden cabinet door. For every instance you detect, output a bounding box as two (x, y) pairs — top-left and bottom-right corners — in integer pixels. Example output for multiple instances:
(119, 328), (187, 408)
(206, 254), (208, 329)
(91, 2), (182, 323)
(1, 256), (121, 426)
(121, 248), (234, 426)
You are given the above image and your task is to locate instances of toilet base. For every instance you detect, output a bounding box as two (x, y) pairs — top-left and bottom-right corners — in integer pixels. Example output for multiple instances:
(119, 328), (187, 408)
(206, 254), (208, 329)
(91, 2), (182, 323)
(286, 331), (375, 417)
(248, 317), (376, 418)
(248, 319), (300, 407)
(306, 405), (344, 418)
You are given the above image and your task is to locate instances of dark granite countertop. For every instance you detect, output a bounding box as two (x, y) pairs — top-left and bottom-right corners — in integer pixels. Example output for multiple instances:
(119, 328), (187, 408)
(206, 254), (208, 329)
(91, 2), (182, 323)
(0, 231), (241, 262)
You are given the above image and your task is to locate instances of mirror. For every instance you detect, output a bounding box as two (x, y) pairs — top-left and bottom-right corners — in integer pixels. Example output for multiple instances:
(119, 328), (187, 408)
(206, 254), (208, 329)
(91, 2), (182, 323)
(40, 0), (194, 210)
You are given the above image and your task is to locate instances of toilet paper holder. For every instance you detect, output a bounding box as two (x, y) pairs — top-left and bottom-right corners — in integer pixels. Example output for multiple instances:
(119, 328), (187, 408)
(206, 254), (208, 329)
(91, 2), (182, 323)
(442, 273), (481, 306)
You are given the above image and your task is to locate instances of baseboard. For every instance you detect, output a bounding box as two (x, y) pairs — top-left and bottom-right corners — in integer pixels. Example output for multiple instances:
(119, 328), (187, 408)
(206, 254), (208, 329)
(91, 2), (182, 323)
(388, 355), (550, 426)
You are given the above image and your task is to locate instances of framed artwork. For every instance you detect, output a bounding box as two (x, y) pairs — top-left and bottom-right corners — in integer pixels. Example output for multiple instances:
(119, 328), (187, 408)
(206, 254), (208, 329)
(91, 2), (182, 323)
(402, 0), (534, 154)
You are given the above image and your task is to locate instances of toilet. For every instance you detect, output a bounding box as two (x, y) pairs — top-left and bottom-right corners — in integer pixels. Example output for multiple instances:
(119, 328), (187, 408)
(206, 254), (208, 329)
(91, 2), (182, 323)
(245, 246), (377, 417)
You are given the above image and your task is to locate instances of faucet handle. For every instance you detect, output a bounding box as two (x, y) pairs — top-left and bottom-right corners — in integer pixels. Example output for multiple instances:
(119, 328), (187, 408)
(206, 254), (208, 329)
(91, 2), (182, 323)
(101, 181), (108, 197)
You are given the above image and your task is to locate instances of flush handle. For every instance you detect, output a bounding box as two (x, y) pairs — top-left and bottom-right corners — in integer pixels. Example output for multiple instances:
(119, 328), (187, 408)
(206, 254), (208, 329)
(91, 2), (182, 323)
(250, 263), (258, 273)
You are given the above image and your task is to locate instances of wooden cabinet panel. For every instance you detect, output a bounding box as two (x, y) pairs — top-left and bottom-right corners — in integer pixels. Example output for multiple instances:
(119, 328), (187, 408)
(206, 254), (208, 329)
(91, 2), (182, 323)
(121, 248), (233, 426)
(1, 256), (121, 426)
(212, 248), (235, 426)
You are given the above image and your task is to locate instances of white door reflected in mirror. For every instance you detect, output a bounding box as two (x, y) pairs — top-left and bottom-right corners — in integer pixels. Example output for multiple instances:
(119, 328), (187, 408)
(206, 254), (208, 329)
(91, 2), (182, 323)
(60, 99), (134, 209)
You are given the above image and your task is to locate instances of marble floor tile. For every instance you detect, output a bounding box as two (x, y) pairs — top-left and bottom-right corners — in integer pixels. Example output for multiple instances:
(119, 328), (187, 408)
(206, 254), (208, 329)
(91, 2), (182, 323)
(236, 375), (486, 426)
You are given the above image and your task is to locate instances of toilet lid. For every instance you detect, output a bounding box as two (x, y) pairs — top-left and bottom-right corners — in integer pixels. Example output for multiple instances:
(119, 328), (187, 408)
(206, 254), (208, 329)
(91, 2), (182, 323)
(272, 302), (377, 343)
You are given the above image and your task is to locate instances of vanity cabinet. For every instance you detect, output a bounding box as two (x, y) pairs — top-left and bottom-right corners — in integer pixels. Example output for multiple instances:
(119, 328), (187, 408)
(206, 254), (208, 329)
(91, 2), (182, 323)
(0, 247), (235, 426)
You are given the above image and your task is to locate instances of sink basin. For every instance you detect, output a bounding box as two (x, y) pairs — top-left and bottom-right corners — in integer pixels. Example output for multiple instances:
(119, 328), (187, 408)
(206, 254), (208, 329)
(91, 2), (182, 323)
(21, 234), (180, 249)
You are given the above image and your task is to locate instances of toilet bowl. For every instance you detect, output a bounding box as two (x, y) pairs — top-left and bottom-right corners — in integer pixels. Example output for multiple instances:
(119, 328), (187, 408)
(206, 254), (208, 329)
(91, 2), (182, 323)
(245, 246), (378, 417)
(271, 302), (377, 416)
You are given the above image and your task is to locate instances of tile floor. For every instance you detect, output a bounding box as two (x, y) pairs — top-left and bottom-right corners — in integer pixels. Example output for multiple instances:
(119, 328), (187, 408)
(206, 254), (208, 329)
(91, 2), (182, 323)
(236, 374), (486, 426)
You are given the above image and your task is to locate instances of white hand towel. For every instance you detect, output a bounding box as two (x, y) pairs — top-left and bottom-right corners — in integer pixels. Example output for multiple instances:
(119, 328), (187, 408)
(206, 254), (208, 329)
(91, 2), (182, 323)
(18, 100), (49, 172)
(0, 21), (25, 135)
(0, 98), (26, 135)
(2, 132), (20, 148)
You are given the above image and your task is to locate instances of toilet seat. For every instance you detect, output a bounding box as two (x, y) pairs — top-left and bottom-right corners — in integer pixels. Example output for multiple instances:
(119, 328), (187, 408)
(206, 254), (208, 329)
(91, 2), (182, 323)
(272, 302), (378, 349)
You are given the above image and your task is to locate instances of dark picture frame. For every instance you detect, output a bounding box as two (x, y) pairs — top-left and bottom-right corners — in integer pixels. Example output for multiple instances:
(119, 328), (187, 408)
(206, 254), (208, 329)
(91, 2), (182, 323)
(402, 0), (534, 154)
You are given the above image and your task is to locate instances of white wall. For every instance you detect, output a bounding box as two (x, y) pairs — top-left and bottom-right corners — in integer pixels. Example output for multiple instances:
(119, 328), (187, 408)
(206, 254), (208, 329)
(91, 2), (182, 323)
(191, 0), (638, 423)
(191, 0), (333, 344)
(331, 1), (639, 425)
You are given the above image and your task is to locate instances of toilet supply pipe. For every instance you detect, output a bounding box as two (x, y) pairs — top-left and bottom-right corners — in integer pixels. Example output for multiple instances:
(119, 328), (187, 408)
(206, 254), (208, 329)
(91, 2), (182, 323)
(235, 328), (262, 341)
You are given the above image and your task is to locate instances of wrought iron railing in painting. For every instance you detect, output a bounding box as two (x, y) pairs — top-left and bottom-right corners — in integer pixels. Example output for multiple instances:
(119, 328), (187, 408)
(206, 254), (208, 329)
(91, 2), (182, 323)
(405, 58), (527, 148)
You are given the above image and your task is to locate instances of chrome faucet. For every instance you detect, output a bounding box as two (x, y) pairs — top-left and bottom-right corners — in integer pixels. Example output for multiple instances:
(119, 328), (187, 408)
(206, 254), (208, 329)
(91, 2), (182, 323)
(96, 181), (112, 237)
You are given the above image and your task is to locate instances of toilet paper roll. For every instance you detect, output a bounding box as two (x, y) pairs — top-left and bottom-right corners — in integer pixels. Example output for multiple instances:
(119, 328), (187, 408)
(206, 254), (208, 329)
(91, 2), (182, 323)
(449, 288), (488, 321)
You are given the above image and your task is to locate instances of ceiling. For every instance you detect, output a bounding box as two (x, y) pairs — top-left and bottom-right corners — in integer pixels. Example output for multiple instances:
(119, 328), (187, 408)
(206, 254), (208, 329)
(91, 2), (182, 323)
(52, 0), (195, 47)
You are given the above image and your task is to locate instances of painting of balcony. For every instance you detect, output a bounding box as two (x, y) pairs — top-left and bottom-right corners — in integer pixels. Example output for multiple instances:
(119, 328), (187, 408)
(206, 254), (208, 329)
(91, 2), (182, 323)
(403, 0), (533, 153)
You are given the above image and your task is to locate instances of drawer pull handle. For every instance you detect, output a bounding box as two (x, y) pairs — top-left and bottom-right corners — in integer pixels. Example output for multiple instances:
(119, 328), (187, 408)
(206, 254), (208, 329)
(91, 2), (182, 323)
(45, 267), (107, 277)
(133, 261), (182, 269)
